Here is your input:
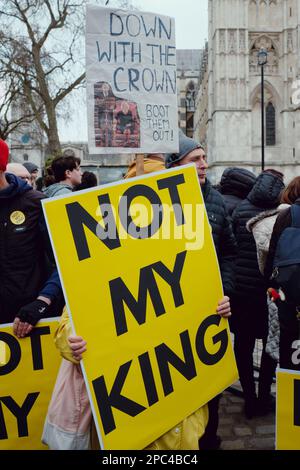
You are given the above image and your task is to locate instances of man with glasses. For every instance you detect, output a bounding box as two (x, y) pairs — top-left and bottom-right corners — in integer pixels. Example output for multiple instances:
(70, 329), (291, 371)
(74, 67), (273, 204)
(6, 163), (31, 183)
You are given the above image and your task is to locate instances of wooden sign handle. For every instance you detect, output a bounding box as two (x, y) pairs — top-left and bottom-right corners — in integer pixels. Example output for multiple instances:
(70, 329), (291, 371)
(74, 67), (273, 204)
(135, 153), (145, 176)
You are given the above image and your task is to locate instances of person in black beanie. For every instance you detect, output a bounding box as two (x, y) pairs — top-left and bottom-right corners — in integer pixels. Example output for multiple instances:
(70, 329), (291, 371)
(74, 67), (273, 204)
(166, 130), (237, 450)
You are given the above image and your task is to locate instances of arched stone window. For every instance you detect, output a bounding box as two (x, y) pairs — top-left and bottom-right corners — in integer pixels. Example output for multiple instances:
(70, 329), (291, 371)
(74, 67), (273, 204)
(266, 102), (276, 146)
(251, 83), (281, 148)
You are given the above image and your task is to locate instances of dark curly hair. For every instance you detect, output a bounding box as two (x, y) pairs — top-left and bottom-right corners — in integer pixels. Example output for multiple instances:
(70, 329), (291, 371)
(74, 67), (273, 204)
(73, 171), (98, 191)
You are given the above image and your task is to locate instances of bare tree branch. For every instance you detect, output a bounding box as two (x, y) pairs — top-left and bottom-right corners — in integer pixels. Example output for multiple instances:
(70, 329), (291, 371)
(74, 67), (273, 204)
(54, 72), (85, 106)
(0, 0), (135, 156)
(0, 0), (87, 155)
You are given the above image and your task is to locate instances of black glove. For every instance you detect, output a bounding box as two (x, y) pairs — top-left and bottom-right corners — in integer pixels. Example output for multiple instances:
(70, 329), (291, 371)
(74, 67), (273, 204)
(17, 299), (50, 326)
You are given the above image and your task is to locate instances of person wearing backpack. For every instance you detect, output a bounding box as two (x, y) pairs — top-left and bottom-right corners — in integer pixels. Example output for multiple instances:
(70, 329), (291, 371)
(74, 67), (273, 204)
(265, 177), (300, 370)
(248, 177), (300, 363)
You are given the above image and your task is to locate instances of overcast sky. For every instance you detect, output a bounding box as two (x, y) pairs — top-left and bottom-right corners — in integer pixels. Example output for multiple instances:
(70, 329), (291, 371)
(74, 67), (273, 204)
(60, 0), (208, 142)
(132, 0), (208, 49)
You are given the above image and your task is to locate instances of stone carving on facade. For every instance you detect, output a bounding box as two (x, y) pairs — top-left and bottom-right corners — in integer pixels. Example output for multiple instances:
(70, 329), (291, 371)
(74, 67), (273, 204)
(239, 79), (246, 108)
(228, 30), (236, 54)
(219, 30), (226, 53)
(219, 78), (226, 108)
(249, 35), (278, 74)
(239, 30), (246, 53)
(253, 87), (273, 106)
(287, 31), (293, 52)
(249, 45), (258, 72)
(229, 79), (237, 108)
(250, 0), (277, 5)
(268, 49), (278, 73)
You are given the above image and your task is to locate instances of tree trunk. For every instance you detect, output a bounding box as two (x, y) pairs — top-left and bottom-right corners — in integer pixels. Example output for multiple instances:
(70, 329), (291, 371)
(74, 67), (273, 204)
(45, 102), (61, 158)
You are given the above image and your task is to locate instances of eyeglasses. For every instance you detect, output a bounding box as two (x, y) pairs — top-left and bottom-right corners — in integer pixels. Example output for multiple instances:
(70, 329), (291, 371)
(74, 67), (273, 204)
(19, 176), (31, 182)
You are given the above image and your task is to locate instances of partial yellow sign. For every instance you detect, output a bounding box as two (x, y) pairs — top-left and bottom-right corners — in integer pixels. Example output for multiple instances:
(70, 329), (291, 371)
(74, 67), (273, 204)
(42, 165), (238, 450)
(276, 368), (300, 450)
(0, 319), (60, 450)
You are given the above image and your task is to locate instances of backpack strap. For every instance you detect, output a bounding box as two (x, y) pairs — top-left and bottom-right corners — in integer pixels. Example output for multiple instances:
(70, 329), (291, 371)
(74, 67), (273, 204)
(291, 204), (300, 228)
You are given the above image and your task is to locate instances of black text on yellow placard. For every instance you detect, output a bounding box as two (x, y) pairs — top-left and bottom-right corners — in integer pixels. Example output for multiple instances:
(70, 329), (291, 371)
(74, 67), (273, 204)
(42, 167), (238, 449)
(276, 369), (300, 450)
(0, 321), (60, 449)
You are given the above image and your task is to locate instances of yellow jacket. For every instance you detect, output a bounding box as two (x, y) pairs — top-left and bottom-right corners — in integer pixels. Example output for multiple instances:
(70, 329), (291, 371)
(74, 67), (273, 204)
(54, 307), (79, 364)
(146, 407), (208, 450)
(124, 157), (165, 178)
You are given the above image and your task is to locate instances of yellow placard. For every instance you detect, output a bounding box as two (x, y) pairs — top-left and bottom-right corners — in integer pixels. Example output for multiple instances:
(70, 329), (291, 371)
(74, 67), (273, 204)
(0, 340), (6, 365)
(276, 368), (300, 450)
(42, 165), (238, 450)
(0, 319), (60, 450)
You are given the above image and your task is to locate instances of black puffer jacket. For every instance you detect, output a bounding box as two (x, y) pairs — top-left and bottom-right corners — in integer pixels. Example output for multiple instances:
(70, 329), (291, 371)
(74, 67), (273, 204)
(219, 167), (257, 217)
(232, 172), (284, 295)
(202, 179), (237, 296)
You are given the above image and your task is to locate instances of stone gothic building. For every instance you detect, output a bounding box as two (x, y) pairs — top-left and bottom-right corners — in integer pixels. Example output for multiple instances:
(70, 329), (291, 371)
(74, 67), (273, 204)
(195, 0), (300, 183)
(176, 50), (204, 137)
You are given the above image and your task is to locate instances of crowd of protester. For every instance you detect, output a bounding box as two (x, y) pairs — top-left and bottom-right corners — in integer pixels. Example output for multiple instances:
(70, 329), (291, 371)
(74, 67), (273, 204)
(1, 133), (300, 450)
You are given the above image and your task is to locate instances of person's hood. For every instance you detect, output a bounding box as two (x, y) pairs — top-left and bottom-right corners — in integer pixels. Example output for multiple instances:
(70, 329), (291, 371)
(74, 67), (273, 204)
(43, 182), (72, 197)
(247, 203), (290, 232)
(0, 173), (32, 199)
(220, 167), (256, 199)
(247, 172), (284, 209)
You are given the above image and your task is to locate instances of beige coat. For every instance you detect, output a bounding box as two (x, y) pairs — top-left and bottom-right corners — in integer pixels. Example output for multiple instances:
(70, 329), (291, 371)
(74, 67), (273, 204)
(247, 204), (289, 364)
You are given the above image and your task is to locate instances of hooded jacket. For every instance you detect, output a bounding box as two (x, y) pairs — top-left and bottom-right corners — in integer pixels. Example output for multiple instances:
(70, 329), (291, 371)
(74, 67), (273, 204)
(219, 167), (257, 217)
(124, 157), (165, 178)
(231, 172), (284, 295)
(0, 173), (62, 323)
(247, 204), (289, 275)
(43, 182), (73, 198)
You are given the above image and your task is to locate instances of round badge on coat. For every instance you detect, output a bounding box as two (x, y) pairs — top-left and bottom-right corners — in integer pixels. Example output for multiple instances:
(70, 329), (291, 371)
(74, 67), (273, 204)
(10, 211), (26, 225)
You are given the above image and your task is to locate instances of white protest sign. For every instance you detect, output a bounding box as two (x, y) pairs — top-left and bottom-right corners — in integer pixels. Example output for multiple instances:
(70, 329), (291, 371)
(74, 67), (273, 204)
(86, 5), (179, 154)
